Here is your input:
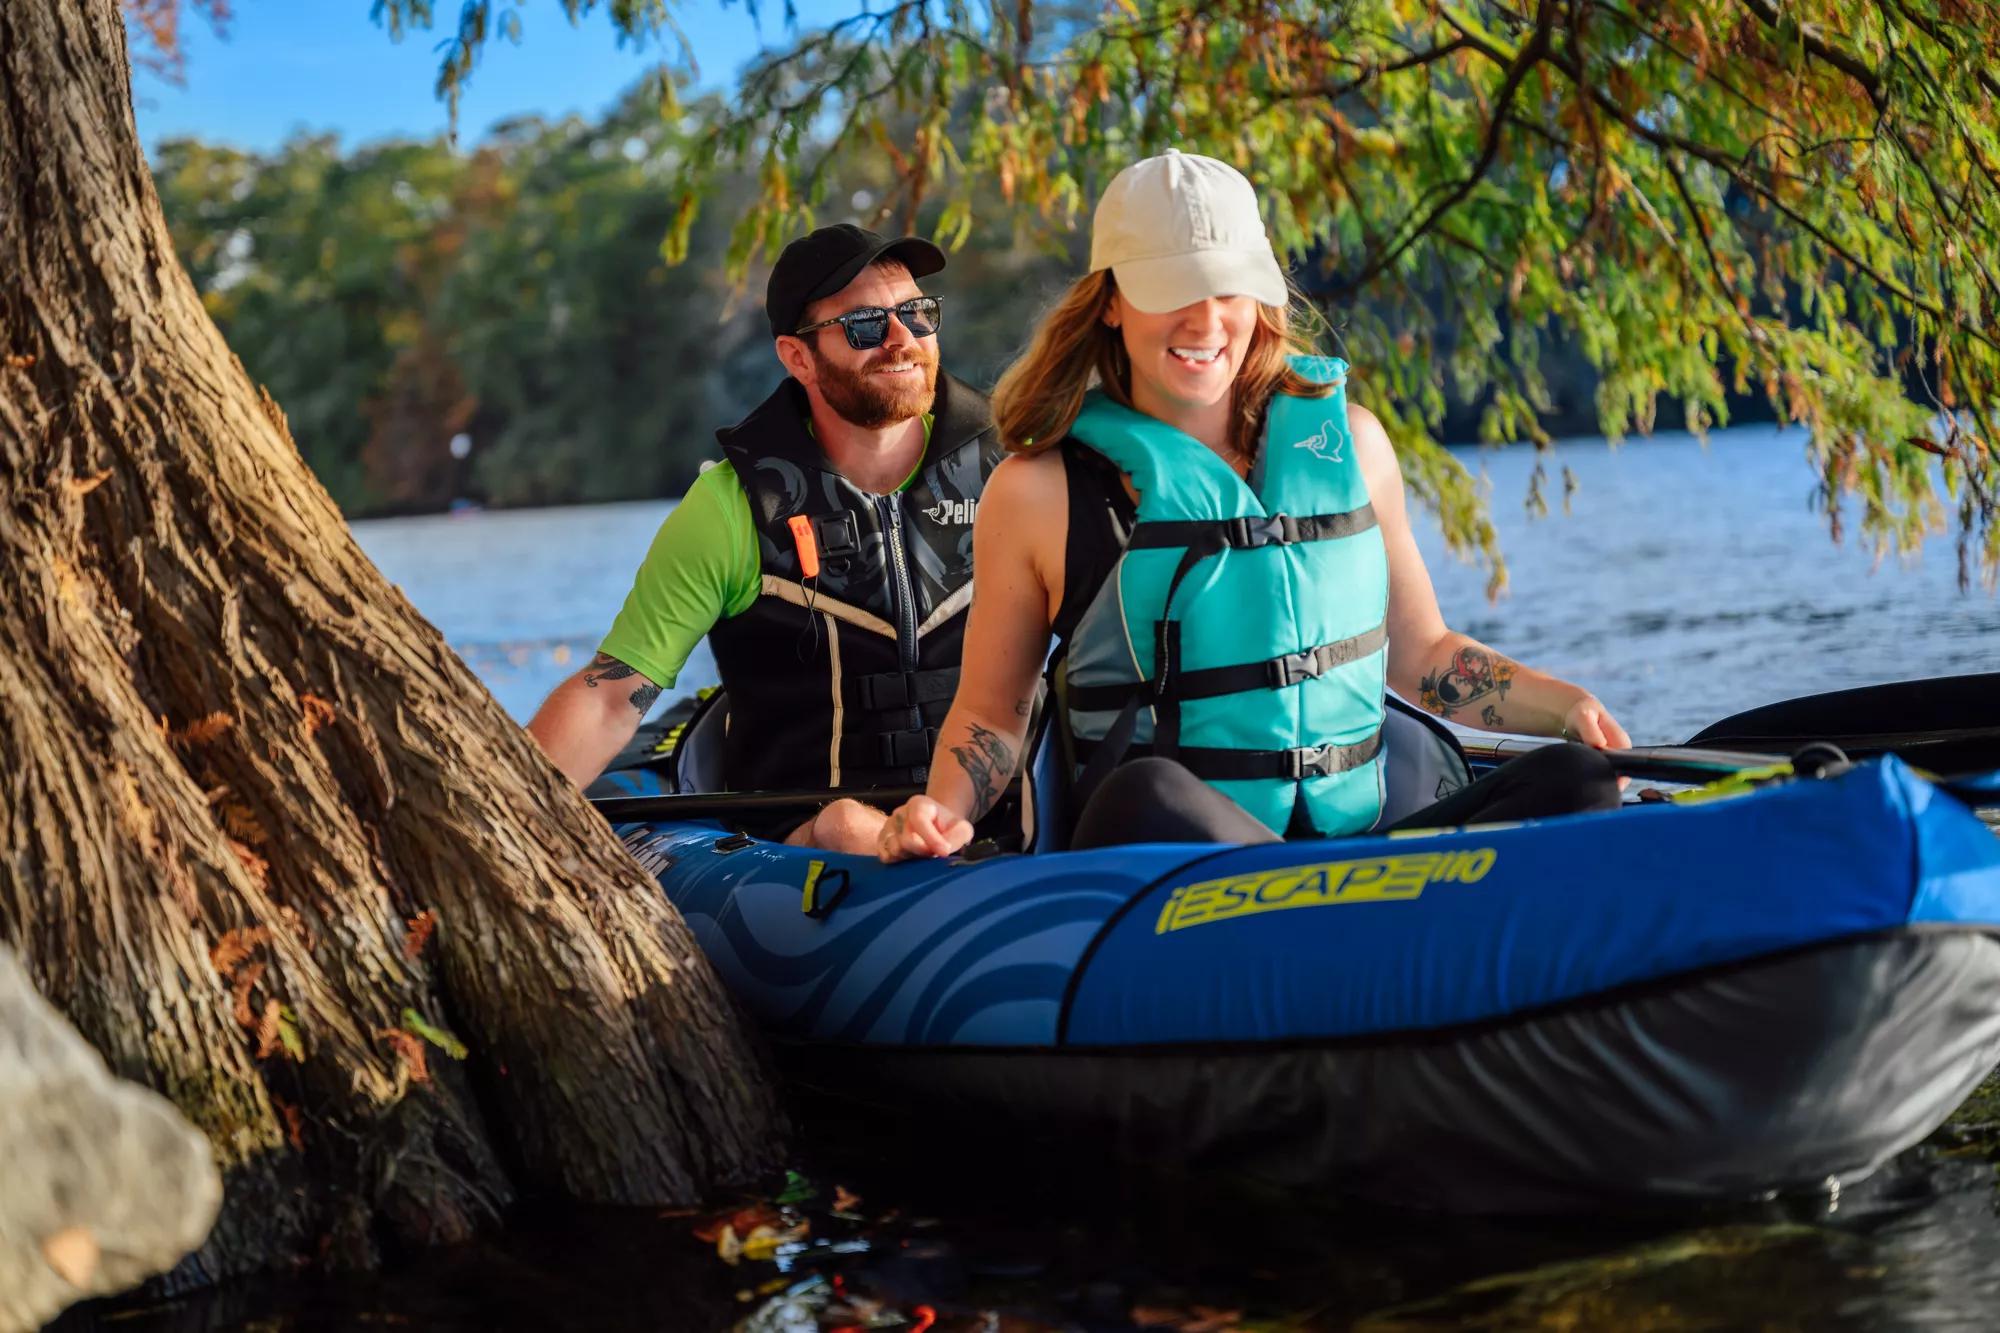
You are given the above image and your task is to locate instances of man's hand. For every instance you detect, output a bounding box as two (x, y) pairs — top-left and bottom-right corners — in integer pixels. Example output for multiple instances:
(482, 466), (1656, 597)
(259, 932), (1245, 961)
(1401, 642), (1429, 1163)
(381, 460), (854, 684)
(1562, 695), (1632, 750)
(878, 795), (974, 863)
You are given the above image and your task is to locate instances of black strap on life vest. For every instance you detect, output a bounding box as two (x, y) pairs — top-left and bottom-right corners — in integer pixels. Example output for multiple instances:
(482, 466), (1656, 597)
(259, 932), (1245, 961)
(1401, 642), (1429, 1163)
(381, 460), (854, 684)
(838, 726), (938, 774)
(1069, 502), (1380, 808)
(845, 666), (961, 712)
(1072, 727), (1386, 782)
(1065, 621), (1388, 713)
(1125, 504), (1377, 552)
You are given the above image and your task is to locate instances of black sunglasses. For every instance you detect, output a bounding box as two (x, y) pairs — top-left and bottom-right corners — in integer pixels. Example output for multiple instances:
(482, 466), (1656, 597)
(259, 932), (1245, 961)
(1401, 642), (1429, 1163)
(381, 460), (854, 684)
(794, 296), (944, 350)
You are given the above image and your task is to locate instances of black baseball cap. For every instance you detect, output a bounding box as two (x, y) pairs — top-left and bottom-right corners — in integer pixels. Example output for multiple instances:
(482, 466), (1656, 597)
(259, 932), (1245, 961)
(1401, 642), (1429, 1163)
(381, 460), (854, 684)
(766, 224), (946, 339)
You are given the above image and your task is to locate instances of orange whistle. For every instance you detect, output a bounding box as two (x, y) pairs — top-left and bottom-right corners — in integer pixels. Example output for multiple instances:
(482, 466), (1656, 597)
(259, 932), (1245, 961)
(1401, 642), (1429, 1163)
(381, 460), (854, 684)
(787, 514), (821, 578)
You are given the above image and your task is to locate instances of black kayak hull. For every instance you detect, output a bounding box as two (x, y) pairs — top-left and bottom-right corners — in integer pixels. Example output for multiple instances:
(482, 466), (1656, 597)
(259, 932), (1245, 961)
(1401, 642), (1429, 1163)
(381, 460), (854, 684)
(777, 930), (2000, 1212)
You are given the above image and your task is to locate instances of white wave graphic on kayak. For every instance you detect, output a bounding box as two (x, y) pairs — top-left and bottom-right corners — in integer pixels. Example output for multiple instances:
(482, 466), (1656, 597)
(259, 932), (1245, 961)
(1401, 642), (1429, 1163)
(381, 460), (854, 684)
(676, 859), (1132, 1046)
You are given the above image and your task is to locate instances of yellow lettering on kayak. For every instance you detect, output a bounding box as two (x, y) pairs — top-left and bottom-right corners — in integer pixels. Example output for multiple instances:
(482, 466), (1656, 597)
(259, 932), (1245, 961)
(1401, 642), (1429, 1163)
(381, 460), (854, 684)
(1153, 848), (1497, 934)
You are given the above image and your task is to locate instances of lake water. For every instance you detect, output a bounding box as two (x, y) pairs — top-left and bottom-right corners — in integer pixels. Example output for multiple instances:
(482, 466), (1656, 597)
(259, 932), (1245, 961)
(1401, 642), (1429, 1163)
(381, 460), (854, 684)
(351, 424), (1999, 744)
(83, 426), (2000, 1331)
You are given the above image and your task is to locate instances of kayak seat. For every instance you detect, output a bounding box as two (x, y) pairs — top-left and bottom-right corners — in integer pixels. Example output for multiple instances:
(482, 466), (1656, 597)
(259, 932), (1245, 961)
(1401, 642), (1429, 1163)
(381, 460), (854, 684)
(1024, 689), (1471, 851)
(1374, 695), (1473, 828)
(662, 687), (730, 796)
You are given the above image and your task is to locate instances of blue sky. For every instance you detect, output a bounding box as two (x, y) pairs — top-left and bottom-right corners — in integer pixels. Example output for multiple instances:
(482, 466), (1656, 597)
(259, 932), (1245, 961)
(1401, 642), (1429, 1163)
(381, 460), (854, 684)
(132, 0), (853, 155)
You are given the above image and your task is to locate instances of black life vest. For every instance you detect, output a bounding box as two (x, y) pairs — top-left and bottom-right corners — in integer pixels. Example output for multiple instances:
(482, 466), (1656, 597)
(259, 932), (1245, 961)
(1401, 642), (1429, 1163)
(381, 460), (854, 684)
(707, 372), (1001, 793)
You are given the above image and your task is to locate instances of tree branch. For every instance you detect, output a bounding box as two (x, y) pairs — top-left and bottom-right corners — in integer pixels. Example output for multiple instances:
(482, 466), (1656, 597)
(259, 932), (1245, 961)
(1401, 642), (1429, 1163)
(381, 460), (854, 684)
(1325, 0), (1556, 299)
(1733, 0), (1886, 111)
(1560, 66), (2000, 356)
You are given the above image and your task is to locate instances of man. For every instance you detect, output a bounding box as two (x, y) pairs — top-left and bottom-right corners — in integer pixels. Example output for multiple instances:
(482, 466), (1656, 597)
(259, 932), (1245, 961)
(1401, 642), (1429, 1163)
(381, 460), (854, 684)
(528, 224), (1001, 853)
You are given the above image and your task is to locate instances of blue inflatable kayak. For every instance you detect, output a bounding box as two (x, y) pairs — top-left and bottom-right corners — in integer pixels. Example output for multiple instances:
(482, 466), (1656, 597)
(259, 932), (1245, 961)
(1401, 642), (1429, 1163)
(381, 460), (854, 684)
(607, 700), (2000, 1211)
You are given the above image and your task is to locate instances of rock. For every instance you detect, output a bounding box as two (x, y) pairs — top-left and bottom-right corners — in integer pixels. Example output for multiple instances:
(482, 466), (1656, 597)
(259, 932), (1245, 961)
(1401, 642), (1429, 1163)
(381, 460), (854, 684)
(0, 948), (221, 1332)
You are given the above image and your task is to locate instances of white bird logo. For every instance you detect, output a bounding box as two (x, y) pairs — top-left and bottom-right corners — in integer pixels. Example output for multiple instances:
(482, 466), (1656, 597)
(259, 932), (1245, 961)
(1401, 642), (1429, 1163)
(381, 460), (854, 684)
(1293, 421), (1344, 462)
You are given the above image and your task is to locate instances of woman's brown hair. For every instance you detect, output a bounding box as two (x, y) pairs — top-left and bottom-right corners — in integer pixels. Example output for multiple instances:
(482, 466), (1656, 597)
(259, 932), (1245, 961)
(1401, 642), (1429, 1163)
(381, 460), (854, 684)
(990, 270), (1336, 464)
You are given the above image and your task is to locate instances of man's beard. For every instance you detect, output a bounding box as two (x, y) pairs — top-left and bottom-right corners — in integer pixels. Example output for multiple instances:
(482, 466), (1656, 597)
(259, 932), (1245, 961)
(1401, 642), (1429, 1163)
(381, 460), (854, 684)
(810, 344), (939, 429)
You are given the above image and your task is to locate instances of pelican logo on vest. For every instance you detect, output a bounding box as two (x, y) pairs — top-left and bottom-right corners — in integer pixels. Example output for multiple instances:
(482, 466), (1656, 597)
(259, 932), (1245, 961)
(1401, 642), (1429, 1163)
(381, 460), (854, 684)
(924, 498), (979, 526)
(1293, 421), (1344, 463)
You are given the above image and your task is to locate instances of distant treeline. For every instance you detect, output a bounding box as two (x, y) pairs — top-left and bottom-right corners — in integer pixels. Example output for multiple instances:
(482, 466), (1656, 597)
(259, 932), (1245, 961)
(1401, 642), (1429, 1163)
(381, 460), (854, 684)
(154, 84), (1763, 519)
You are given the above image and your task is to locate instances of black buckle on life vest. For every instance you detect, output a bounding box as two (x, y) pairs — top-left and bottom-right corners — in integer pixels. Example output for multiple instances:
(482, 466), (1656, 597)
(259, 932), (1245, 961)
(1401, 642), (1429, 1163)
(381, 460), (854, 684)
(1228, 512), (1300, 549)
(812, 513), (860, 559)
(855, 667), (960, 711)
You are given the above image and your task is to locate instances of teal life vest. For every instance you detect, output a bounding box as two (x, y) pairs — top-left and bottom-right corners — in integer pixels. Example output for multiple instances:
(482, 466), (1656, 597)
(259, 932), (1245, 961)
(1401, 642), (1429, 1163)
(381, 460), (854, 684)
(1059, 356), (1389, 837)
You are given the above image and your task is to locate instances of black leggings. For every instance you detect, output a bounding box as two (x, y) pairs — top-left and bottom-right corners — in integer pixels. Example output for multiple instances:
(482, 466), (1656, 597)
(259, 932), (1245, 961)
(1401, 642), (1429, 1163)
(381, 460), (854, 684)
(1068, 744), (1621, 850)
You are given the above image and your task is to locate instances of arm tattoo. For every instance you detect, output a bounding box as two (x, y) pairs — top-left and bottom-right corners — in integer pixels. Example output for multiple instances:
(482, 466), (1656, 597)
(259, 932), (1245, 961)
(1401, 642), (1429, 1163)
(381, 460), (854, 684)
(1481, 704), (1503, 728)
(582, 652), (636, 685)
(950, 723), (1017, 820)
(1418, 646), (1518, 719)
(1014, 697), (1033, 718)
(583, 652), (660, 715)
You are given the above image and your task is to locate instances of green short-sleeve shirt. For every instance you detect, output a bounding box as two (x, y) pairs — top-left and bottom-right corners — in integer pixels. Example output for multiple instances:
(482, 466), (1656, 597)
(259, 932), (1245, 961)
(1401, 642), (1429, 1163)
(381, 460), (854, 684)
(598, 462), (759, 690)
(598, 420), (930, 688)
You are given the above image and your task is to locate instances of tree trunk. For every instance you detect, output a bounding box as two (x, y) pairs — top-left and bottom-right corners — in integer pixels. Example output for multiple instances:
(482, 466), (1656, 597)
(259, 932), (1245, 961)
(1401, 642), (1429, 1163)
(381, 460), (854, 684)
(0, 0), (785, 1284)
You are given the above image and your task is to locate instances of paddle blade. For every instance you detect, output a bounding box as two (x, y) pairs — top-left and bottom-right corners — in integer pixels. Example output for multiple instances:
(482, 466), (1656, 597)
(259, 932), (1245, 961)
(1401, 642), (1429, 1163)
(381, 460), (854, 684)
(1686, 673), (2000, 772)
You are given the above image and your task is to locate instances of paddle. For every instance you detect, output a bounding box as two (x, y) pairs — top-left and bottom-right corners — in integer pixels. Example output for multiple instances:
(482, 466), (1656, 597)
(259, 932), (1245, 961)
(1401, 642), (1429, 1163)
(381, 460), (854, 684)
(1684, 672), (2000, 773)
(588, 673), (2000, 827)
(590, 784), (927, 825)
(1456, 737), (1797, 785)
(591, 741), (1792, 827)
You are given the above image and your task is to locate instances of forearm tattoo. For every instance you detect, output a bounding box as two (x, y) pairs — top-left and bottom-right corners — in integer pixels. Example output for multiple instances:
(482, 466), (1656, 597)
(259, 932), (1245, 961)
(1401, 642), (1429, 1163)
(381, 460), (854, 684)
(583, 652), (660, 716)
(950, 723), (1017, 820)
(1418, 646), (1518, 719)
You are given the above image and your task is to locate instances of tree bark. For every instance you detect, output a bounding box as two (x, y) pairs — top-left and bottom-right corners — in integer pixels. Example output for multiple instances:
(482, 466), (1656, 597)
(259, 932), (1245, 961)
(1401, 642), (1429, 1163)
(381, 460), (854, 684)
(0, 0), (785, 1284)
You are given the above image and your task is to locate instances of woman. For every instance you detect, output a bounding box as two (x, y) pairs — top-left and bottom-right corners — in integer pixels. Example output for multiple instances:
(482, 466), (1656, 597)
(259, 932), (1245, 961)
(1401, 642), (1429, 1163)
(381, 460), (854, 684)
(880, 150), (1630, 861)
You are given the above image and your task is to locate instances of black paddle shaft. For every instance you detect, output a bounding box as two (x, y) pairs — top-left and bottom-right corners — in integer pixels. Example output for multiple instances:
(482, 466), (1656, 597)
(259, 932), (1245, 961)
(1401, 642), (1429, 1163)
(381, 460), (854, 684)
(590, 785), (928, 824)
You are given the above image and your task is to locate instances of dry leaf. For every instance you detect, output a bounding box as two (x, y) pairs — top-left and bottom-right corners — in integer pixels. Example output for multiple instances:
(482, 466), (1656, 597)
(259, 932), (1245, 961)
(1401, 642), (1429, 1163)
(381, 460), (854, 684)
(254, 998), (285, 1058)
(220, 801), (266, 845)
(231, 962), (265, 1028)
(40, 1227), (98, 1286)
(379, 1027), (430, 1083)
(403, 910), (437, 960)
(300, 693), (336, 737)
(229, 838), (269, 889)
(4, 353), (35, 369)
(66, 469), (111, 496)
(172, 711), (233, 746)
(209, 925), (270, 976)
(692, 1203), (783, 1245)
(273, 1096), (306, 1150)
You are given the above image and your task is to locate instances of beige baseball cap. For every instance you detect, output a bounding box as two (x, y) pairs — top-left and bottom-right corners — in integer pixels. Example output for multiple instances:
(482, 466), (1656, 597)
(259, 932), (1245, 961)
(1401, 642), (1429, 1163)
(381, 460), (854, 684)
(1089, 149), (1288, 313)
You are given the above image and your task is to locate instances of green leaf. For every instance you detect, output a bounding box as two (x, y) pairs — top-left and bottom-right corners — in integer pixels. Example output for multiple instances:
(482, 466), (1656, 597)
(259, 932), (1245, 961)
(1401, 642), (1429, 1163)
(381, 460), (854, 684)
(775, 1169), (817, 1205)
(401, 1007), (469, 1060)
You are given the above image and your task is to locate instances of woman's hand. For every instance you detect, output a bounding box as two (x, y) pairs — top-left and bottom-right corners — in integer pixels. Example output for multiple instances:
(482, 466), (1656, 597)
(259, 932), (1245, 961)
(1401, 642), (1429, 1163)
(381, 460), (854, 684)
(878, 795), (975, 863)
(1562, 696), (1632, 750)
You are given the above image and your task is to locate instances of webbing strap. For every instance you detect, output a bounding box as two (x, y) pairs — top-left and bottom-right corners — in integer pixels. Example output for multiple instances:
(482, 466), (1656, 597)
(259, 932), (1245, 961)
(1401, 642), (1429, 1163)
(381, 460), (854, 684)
(1073, 727), (1385, 782)
(836, 726), (936, 770)
(848, 666), (960, 711)
(1065, 622), (1388, 713)
(1126, 505), (1377, 551)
